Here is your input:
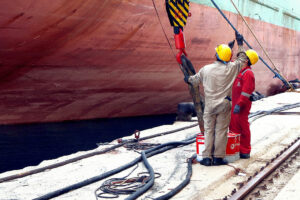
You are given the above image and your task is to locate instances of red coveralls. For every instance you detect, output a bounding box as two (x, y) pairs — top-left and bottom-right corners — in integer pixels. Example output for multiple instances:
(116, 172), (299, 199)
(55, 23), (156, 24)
(229, 66), (255, 154)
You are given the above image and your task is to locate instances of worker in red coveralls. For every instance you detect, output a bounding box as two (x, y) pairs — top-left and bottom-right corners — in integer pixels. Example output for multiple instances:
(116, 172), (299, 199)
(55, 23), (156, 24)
(229, 49), (259, 159)
(184, 32), (248, 166)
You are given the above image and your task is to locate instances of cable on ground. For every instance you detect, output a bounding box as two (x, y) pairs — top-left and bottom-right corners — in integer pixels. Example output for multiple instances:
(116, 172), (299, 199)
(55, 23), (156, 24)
(95, 163), (161, 199)
(0, 122), (197, 183)
(249, 102), (300, 123)
(153, 153), (196, 200)
(34, 136), (196, 200)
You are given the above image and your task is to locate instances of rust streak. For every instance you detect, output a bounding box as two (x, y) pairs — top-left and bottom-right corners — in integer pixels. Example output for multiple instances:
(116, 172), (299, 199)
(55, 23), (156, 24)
(2, 13), (24, 27)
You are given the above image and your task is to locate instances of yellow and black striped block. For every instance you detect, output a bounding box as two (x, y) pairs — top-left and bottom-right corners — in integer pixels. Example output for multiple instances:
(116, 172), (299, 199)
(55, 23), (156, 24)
(166, 0), (190, 29)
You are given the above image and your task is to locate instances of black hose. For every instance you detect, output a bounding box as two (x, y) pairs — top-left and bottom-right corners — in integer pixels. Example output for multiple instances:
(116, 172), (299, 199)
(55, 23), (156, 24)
(249, 102), (300, 122)
(0, 123), (198, 183)
(137, 123), (198, 141)
(154, 153), (196, 200)
(0, 143), (124, 184)
(125, 151), (155, 200)
(34, 137), (196, 200)
(210, 0), (290, 87)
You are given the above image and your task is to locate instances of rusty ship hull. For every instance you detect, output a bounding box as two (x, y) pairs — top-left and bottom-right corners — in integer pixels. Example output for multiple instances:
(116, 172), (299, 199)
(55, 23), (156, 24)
(0, 0), (299, 124)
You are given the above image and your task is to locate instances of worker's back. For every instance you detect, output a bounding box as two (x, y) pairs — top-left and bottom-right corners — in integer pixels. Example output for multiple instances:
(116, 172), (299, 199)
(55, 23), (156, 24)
(188, 45), (247, 113)
(198, 59), (245, 113)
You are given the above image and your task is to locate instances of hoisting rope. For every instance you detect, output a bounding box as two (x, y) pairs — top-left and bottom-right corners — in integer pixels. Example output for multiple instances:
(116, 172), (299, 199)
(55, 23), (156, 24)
(151, 0), (177, 58)
(210, 0), (293, 90)
(229, 0), (294, 91)
(152, 0), (200, 101)
(163, 0), (205, 133)
(152, 0), (194, 82)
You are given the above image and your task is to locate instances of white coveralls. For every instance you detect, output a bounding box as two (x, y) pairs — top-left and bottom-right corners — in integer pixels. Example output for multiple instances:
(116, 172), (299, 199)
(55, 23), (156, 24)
(188, 46), (247, 158)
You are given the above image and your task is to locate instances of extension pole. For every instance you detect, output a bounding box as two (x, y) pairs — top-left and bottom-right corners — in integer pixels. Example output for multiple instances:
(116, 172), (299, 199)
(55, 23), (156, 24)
(229, 0), (294, 90)
(210, 0), (291, 88)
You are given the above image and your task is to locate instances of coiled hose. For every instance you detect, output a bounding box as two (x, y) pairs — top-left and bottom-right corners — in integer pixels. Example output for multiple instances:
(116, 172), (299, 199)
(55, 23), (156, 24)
(124, 151), (155, 200)
(34, 136), (196, 200)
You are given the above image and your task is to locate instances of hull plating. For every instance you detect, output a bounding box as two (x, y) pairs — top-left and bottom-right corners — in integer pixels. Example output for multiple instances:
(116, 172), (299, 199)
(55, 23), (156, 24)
(0, 0), (299, 124)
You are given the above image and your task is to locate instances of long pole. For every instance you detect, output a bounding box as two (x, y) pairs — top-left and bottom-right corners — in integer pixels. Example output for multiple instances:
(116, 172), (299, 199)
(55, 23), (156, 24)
(229, 0), (294, 90)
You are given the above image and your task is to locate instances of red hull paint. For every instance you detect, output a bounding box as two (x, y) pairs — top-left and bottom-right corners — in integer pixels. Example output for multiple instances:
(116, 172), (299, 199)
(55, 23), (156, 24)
(0, 0), (299, 124)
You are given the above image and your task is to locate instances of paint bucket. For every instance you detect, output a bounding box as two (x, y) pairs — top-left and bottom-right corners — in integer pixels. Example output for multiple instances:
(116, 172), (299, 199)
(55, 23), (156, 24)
(196, 133), (205, 162)
(225, 132), (239, 163)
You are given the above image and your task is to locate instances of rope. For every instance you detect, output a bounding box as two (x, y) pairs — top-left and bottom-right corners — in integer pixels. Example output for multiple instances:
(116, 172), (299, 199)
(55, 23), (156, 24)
(124, 142), (161, 151)
(95, 164), (140, 199)
(153, 0), (206, 133)
(125, 151), (155, 200)
(209, 0), (291, 89)
(229, 0), (294, 90)
(94, 164), (161, 199)
(151, 0), (188, 79)
(152, 0), (176, 58)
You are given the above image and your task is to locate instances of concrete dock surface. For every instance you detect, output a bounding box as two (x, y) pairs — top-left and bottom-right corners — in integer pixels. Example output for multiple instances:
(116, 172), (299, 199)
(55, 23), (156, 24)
(0, 91), (299, 200)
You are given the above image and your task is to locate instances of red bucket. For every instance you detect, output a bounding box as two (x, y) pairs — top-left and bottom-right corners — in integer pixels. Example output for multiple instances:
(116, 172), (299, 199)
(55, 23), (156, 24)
(226, 132), (239, 163)
(226, 132), (236, 155)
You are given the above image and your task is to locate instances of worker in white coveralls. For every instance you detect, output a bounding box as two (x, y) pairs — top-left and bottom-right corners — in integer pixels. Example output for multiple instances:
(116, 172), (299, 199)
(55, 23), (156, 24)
(184, 32), (248, 166)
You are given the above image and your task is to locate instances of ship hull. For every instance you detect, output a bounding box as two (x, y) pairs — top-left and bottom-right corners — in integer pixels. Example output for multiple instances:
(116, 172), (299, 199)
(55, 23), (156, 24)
(0, 0), (299, 124)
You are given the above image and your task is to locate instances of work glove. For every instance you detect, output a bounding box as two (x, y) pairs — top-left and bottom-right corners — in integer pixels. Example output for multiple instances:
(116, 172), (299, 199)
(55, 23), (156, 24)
(233, 105), (240, 114)
(235, 31), (244, 46)
(228, 40), (235, 49)
(184, 75), (190, 84)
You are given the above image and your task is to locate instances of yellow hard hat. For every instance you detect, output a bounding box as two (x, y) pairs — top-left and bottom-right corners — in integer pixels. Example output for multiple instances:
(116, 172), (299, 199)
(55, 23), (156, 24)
(215, 44), (232, 62)
(245, 49), (259, 65)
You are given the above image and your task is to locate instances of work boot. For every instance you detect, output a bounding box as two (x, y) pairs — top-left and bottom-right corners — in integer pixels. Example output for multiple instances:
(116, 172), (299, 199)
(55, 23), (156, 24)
(240, 153), (250, 159)
(199, 157), (212, 166)
(213, 157), (228, 166)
